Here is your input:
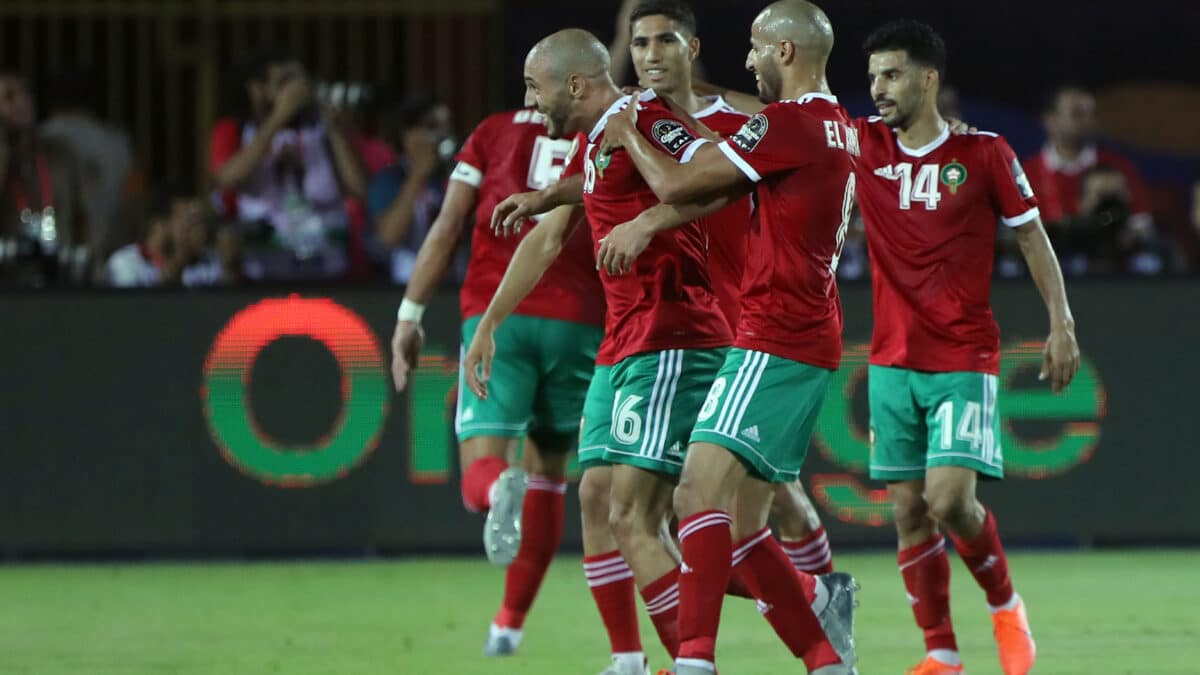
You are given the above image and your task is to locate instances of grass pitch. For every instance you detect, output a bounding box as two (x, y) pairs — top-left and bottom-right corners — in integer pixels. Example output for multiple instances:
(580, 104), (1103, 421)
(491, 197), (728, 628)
(0, 550), (1195, 674)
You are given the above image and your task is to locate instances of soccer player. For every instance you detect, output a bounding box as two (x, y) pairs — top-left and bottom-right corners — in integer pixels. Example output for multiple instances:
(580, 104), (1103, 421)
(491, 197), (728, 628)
(626, 0), (838, 575)
(388, 101), (605, 655)
(464, 28), (735, 671)
(504, 0), (838, 580)
(596, 1), (859, 673)
(855, 20), (1079, 675)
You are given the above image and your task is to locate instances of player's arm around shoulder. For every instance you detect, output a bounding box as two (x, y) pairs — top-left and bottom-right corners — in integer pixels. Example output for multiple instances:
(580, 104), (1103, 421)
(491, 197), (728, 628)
(602, 102), (747, 205)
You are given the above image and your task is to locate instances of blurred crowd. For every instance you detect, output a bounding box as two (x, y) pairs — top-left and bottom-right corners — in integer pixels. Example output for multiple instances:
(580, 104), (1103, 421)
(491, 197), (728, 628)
(1, 49), (1197, 290)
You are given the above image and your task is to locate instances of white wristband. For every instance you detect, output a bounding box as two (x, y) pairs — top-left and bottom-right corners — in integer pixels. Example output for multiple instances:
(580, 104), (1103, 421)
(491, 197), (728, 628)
(397, 299), (425, 323)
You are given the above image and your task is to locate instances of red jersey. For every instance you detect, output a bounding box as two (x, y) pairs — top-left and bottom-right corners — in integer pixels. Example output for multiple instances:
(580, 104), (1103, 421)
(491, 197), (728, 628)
(692, 97), (752, 329)
(854, 119), (1040, 374)
(1022, 144), (1152, 224)
(707, 93), (856, 370)
(453, 109), (604, 326)
(570, 90), (732, 363)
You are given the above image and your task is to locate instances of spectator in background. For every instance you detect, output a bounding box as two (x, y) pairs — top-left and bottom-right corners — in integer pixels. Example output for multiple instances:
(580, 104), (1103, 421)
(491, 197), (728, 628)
(366, 93), (465, 284)
(1024, 85), (1160, 274)
(41, 67), (134, 276)
(108, 186), (232, 288)
(209, 48), (368, 281)
(0, 69), (89, 288)
(320, 80), (397, 175)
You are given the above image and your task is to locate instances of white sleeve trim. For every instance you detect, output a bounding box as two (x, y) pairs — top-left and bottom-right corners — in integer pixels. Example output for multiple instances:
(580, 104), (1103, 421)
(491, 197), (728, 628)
(717, 141), (762, 183)
(680, 138), (710, 164)
(450, 161), (483, 187)
(1002, 206), (1040, 228)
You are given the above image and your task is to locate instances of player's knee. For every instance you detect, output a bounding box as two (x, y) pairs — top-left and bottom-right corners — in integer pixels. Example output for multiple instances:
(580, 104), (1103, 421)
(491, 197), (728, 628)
(607, 495), (639, 544)
(578, 469), (612, 526)
(890, 490), (931, 534)
(673, 478), (708, 522)
(926, 489), (973, 528)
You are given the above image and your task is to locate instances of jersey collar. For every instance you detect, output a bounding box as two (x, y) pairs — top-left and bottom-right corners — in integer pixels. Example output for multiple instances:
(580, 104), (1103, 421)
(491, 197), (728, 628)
(588, 89), (659, 143)
(793, 92), (839, 105)
(896, 122), (950, 158)
(694, 95), (730, 119)
(1042, 143), (1098, 174)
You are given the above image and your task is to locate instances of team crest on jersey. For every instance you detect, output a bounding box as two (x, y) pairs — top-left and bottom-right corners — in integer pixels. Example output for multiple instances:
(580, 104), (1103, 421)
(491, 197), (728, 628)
(731, 114), (768, 152)
(594, 150), (612, 179)
(940, 160), (968, 194)
(651, 119), (693, 155)
(1010, 157), (1035, 199)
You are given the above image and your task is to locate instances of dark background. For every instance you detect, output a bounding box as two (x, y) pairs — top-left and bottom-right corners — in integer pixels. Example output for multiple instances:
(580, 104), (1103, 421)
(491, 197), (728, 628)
(505, 0), (1197, 113)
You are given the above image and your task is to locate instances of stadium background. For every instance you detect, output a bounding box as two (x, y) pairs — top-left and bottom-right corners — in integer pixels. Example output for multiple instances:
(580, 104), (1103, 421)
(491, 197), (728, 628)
(1, 1), (1198, 673)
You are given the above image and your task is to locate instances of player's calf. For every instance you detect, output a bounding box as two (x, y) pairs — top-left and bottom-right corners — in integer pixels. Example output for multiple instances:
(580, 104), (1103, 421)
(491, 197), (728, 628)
(608, 464), (683, 657)
(773, 482), (835, 575)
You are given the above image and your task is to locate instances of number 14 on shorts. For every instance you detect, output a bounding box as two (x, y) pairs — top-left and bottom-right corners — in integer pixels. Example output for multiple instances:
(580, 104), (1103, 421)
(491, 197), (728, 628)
(933, 400), (993, 451)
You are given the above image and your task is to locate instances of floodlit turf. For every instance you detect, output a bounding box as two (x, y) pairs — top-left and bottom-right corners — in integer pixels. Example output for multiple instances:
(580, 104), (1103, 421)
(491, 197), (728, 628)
(0, 550), (1195, 674)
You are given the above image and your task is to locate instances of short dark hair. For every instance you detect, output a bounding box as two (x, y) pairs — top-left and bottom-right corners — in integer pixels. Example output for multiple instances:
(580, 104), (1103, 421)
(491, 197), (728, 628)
(148, 183), (195, 222)
(1041, 83), (1091, 114)
(863, 20), (947, 79)
(629, 0), (698, 37)
(239, 47), (301, 84)
(395, 92), (444, 130)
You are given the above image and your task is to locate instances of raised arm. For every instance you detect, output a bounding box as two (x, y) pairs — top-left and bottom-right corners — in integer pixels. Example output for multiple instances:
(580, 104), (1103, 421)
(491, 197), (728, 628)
(463, 204), (585, 398)
(1013, 216), (1080, 392)
(212, 80), (310, 190)
(323, 109), (369, 198)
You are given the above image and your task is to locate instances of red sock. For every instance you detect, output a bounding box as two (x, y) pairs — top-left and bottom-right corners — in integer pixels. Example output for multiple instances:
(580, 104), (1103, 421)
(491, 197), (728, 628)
(640, 567), (681, 658)
(732, 529), (836, 669)
(584, 550), (643, 654)
(461, 455), (508, 512)
(949, 509), (1015, 607)
(899, 535), (957, 652)
(781, 525), (834, 575)
(675, 510), (733, 665)
(492, 476), (566, 629)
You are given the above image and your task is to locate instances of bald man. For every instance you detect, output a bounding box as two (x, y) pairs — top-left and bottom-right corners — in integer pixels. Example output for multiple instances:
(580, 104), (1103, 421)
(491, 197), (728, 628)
(463, 28), (733, 673)
(596, 1), (859, 673)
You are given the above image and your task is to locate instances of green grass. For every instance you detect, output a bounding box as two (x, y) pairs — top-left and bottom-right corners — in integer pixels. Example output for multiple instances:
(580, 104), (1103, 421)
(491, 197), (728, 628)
(0, 551), (1196, 674)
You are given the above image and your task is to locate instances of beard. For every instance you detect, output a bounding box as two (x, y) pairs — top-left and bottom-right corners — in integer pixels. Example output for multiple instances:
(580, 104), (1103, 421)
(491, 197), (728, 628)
(876, 99), (912, 130)
(757, 66), (782, 103)
(542, 111), (567, 139)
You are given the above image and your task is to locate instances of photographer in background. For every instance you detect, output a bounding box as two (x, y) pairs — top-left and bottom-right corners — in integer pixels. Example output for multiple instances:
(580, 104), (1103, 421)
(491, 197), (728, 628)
(366, 93), (463, 284)
(1024, 85), (1159, 274)
(209, 48), (368, 281)
(107, 186), (232, 288)
(0, 69), (89, 289)
(1049, 165), (1164, 275)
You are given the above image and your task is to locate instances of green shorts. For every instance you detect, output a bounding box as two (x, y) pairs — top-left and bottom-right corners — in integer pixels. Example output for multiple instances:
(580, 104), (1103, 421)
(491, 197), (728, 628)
(868, 365), (1003, 481)
(456, 315), (601, 442)
(578, 365), (615, 470)
(601, 348), (727, 476)
(690, 348), (833, 483)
